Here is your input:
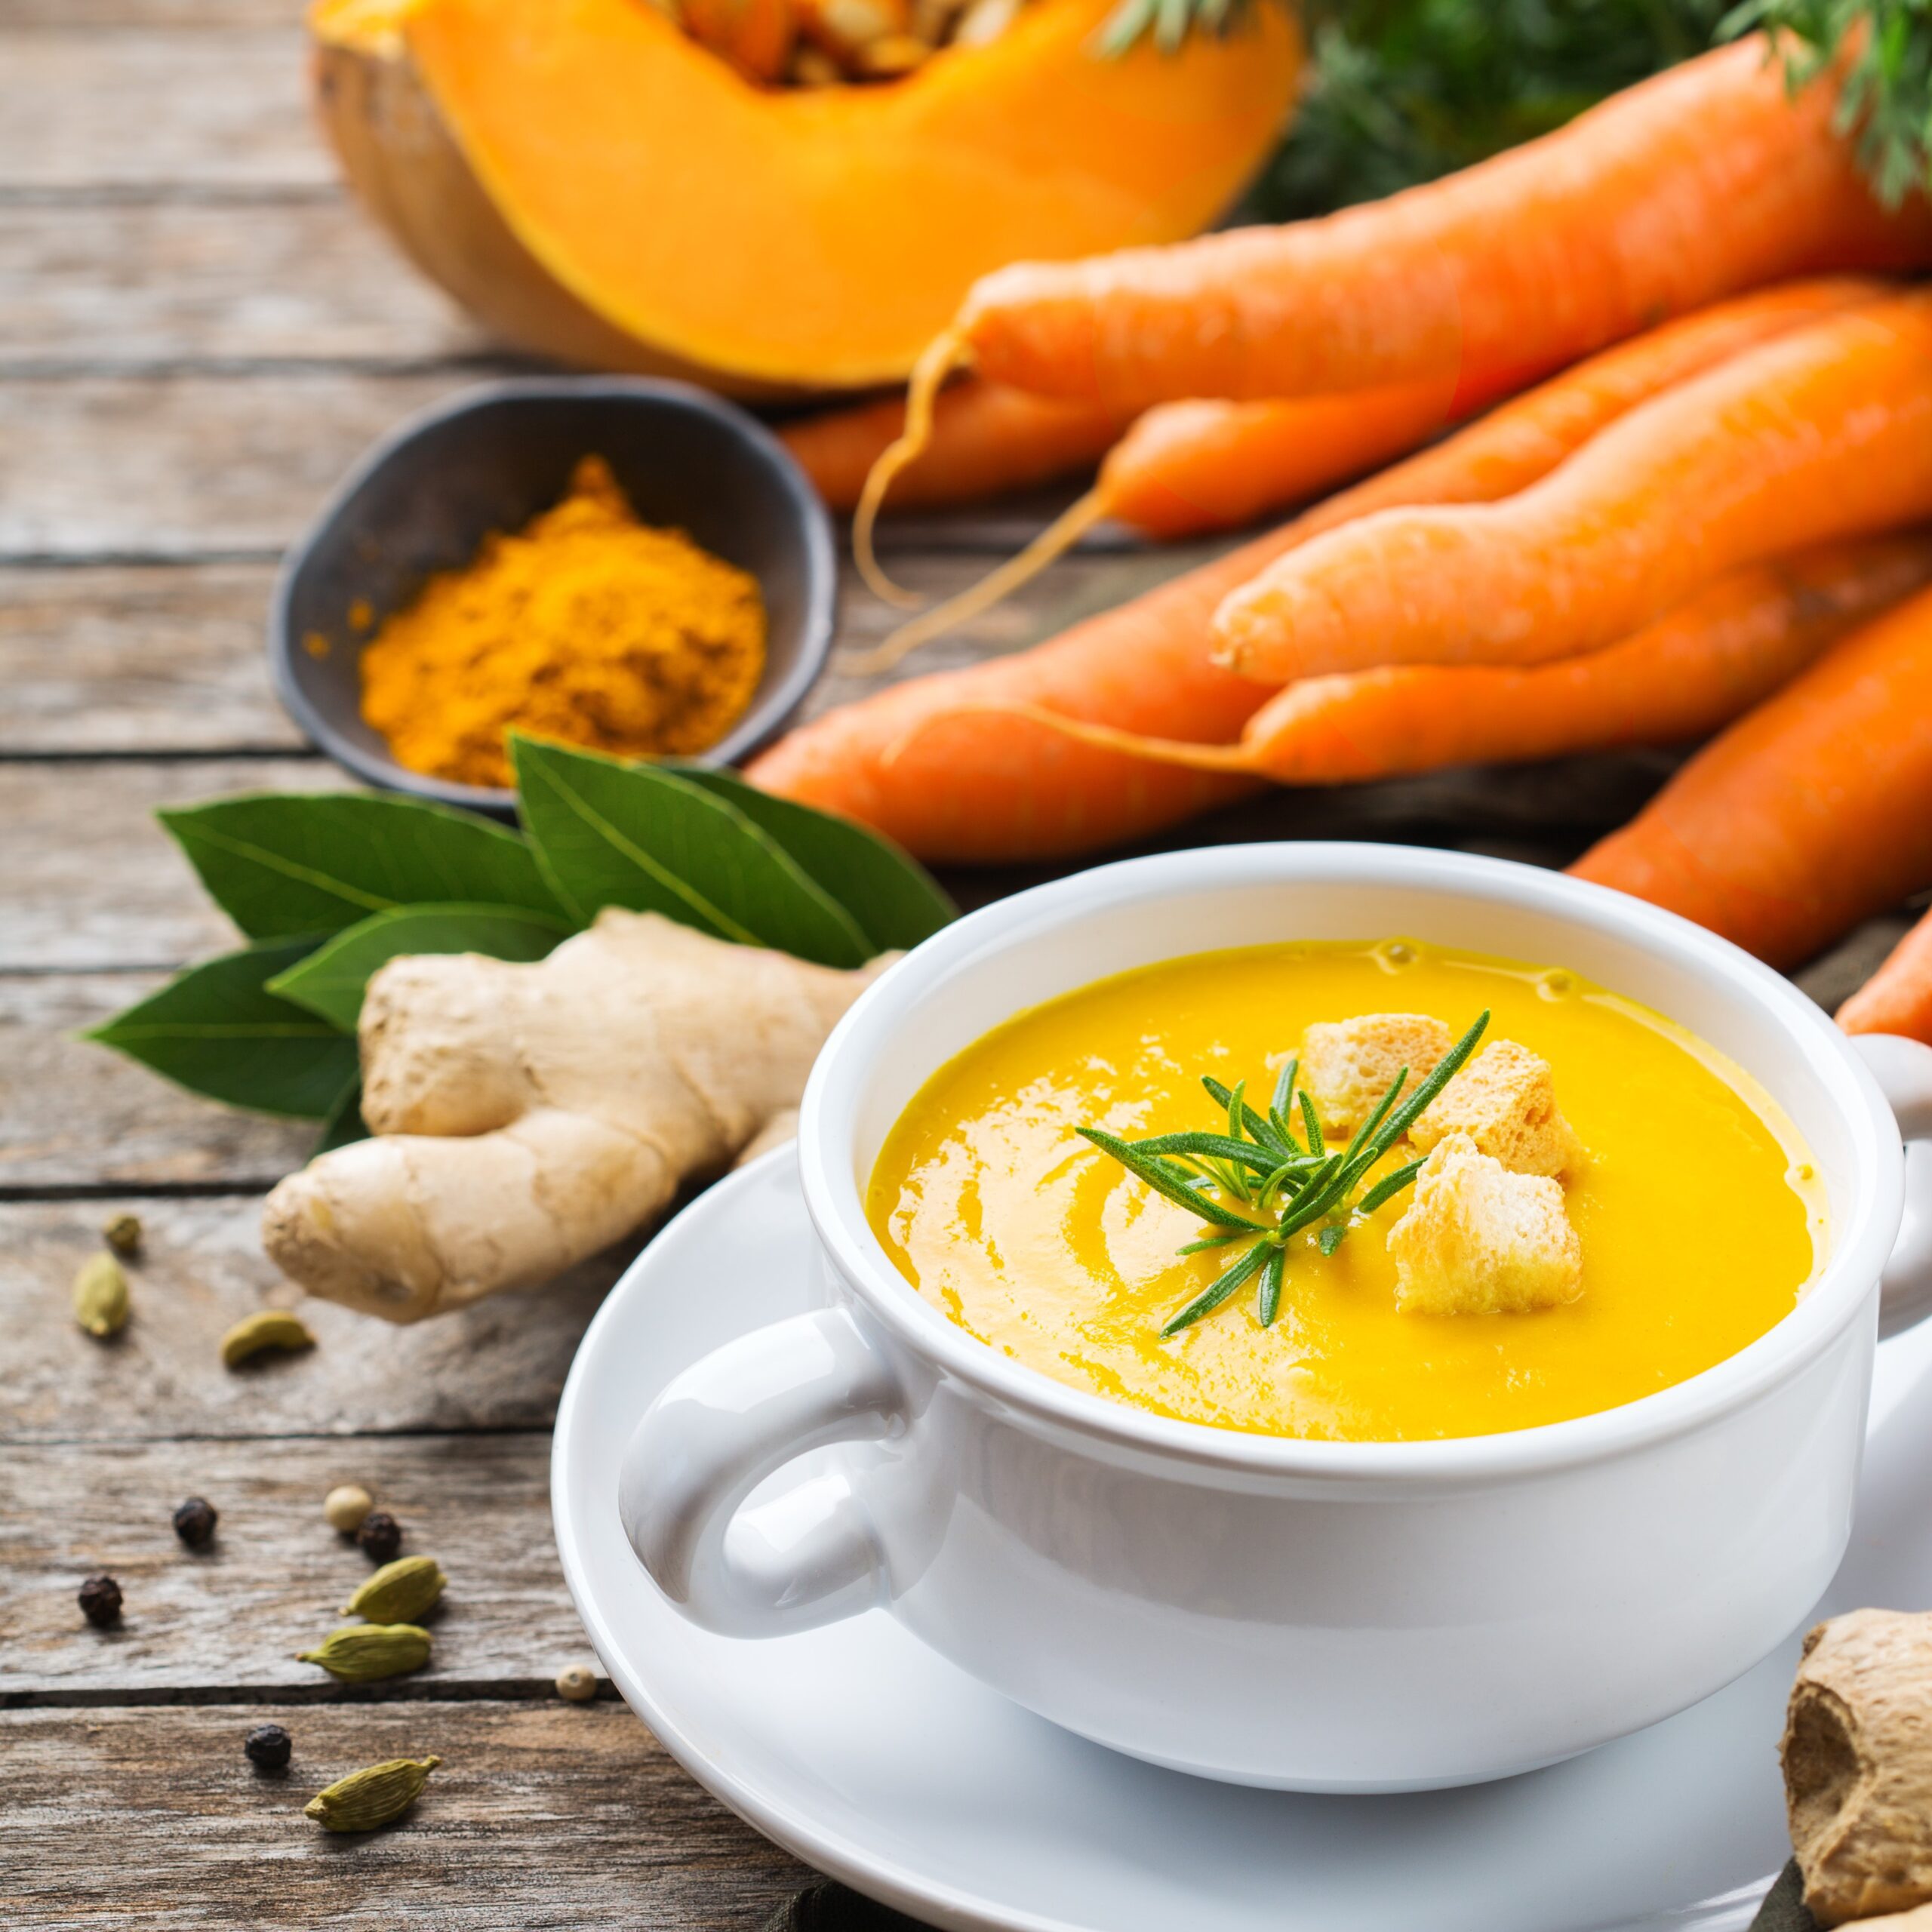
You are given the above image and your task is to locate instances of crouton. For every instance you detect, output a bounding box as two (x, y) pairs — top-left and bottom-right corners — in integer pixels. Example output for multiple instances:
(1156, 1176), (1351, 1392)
(1299, 1013), (1453, 1131)
(1409, 1038), (1583, 1178)
(1388, 1134), (1583, 1315)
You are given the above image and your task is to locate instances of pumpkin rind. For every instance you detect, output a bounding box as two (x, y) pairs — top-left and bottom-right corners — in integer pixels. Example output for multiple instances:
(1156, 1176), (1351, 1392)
(310, 0), (1300, 395)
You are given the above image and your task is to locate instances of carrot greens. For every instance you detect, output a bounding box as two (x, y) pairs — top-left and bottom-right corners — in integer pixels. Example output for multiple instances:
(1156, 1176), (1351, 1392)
(1080, 1011), (1488, 1337)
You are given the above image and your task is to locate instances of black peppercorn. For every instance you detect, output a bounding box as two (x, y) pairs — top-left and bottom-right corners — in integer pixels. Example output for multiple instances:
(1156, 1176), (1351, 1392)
(172, 1496), (218, 1550)
(356, 1510), (402, 1563)
(78, 1574), (123, 1629)
(243, 1723), (292, 1771)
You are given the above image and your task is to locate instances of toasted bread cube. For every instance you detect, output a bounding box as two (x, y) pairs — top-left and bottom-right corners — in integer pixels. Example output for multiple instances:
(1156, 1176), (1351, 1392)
(1299, 1013), (1453, 1132)
(1409, 1038), (1583, 1178)
(1388, 1134), (1583, 1315)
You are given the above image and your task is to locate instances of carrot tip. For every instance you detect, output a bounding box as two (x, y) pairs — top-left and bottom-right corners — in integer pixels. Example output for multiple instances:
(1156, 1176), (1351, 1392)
(852, 326), (971, 608)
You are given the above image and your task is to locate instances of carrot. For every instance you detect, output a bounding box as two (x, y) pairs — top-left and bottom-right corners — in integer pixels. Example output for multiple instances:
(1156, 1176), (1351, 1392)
(746, 285), (1897, 862)
(1838, 907), (1932, 1044)
(1569, 583), (1932, 968)
(856, 277), (1882, 669)
(779, 380), (1123, 513)
(1214, 292), (1932, 684)
(942, 537), (1932, 784)
(947, 37), (1932, 415)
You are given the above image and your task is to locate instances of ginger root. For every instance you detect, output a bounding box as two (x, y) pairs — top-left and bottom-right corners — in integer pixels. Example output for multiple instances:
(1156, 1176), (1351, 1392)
(262, 910), (890, 1321)
(1785, 1608), (1932, 1927)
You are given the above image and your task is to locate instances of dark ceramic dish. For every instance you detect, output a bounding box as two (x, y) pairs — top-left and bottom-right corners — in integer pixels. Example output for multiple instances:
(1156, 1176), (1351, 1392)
(269, 377), (837, 814)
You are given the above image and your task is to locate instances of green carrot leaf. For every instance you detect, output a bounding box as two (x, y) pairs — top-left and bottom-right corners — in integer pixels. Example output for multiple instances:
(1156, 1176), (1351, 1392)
(266, 902), (571, 1032)
(667, 764), (955, 954)
(85, 937), (356, 1120)
(157, 792), (564, 940)
(511, 737), (872, 968)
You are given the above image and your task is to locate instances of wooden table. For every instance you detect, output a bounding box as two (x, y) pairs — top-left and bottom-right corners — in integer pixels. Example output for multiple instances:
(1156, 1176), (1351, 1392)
(0, 6), (1912, 1924)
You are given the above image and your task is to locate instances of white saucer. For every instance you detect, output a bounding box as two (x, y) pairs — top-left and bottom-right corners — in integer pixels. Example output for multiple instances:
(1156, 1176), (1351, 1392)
(552, 1149), (1932, 1932)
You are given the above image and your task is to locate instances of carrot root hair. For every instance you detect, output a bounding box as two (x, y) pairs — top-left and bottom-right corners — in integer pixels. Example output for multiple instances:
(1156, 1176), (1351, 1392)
(878, 698), (1253, 773)
(851, 327), (970, 609)
(840, 492), (1108, 673)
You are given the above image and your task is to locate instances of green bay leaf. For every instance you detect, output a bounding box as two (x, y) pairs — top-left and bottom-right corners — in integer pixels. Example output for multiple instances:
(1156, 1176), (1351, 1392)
(86, 936), (357, 1120)
(510, 737), (872, 968)
(267, 902), (571, 1032)
(158, 792), (565, 941)
(668, 764), (955, 955)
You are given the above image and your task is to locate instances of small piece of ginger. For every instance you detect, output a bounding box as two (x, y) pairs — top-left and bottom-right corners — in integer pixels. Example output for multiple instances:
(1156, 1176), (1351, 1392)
(1388, 1134), (1583, 1315)
(1299, 1013), (1452, 1131)
(1409, 1038), (1583, 1178)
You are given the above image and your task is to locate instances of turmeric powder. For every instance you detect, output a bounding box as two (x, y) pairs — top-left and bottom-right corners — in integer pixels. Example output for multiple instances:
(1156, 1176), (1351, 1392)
(358, 455), (766, 789)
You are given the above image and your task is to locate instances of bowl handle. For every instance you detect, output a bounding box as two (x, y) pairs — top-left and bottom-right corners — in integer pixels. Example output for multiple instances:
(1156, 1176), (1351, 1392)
(617, 1306), (909, 1637)
(1849, 1035), (1932, 1339)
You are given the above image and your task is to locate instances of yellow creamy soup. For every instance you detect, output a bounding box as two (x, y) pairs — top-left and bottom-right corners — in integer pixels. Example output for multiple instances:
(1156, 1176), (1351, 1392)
(866, 941), (1824, 1441)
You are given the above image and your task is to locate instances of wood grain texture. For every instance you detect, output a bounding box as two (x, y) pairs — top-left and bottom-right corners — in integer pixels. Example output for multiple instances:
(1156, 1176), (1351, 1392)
(0, 757), (346, 971)
(0, 30), (329, 192)
(0, 1195), (620, 1442)
(0, 564), (303, 753)
(1, 1701), (811, 1928)
(0, 373), (485, 559)
(0, 975), (318, 1192)
(5, 1432), (595, 1697)
(0, 201), (485, 371)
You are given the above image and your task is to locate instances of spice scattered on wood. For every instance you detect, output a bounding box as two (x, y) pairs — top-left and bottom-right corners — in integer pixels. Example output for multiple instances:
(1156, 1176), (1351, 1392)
(303, 1755), (440, 1832)
(357, 455), (767, 789)
(343, 1555), (444, 1624)
(218, 1309), (315, 1369)
(355, 1510), (402, 1563)
(244, 1724), (293, 1771)
(101, 1212), (142, 1258)
(172, 1496), (219, 1550)
(323, 1483), (374, 1534)
(78, 1574), (123, 1629)
(555, 1664), (598, 1703)
(297, 1622), (432, 1682)
(72, 1253), (128, 1339)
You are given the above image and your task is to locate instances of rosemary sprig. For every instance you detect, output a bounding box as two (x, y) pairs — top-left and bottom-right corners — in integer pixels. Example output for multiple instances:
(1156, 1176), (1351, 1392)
(1079, 1010), (1489, 1337)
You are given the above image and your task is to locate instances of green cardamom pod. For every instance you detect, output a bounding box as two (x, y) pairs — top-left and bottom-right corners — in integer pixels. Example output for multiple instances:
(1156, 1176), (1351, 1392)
(101, 1212), (143, 1257)
(303, 1755), (441, 1832)
(296, 1622), (431, 1681)
(343, 1555), (445, 1625)
(72, 1253), (129, 1339)
(220, 1309), (315, 1369)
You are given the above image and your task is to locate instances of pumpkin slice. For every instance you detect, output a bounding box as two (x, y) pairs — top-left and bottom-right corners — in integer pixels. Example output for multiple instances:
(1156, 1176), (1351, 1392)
(311, 0), (1300, 395)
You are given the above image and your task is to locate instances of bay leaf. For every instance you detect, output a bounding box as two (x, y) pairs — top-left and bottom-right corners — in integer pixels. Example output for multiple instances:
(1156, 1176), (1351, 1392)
(510, 737), (872, 968)
(313, 1078), (370, 1156)
(268, 902), (571, 1032)
(158, 792), (565, 941)
(669, 764), (955, 955)
(86, 936), (357, 1120)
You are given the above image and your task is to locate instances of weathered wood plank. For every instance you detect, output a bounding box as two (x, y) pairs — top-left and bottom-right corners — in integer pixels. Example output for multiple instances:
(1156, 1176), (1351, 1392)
(0, 373), (483, 559)
(0, 200), (485, 371)
(0, 1195), (618, 1441)
(0, 757), (345, 972)
(5, 1432), (598, 1697)
(0, 30), (329, 192)
(0, 564), (303, 753)
(10, 0), (306, 29)
(0, 975), (319, 1192)
(1, 1700), (812, 1928)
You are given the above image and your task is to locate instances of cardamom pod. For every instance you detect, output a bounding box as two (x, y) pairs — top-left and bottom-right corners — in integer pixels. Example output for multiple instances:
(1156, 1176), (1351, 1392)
(296, 1622), (431, 1681)
(72, 1253), (129, 1339)
(303, 1755), (441, 1832)
(343, 1555), (445, 1625)
(219, 1309), (315, 1369)
(102, 1212), (143, 1257)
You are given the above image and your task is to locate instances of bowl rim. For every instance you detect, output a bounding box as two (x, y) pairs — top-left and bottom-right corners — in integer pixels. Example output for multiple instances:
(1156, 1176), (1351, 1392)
(267, 374), (838, 813)
(798, 842), (1905, 1486)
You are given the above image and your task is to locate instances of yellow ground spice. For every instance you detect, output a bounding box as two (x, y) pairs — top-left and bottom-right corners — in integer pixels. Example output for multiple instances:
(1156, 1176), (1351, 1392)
(358, 455), (766, 789)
